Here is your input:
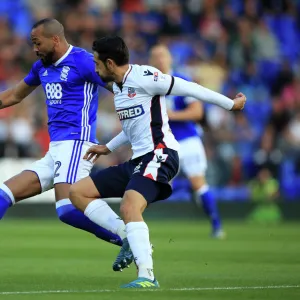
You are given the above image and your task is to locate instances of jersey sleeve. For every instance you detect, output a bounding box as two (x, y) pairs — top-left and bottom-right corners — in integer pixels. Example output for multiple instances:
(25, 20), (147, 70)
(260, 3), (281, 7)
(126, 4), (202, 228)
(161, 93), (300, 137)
(170, 76), (234, 110)
(106, 130), (130, 152)
(138, 66), (174, 96)
(75, 51), (105, 87)
(24, 61), (41, 86)
(173, 74), (197, 105)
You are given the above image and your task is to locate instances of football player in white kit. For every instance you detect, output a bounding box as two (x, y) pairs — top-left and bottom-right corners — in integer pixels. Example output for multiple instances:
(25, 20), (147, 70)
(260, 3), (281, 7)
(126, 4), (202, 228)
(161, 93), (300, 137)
(149, 45), (225, 238)
(69, 36), (246, 288)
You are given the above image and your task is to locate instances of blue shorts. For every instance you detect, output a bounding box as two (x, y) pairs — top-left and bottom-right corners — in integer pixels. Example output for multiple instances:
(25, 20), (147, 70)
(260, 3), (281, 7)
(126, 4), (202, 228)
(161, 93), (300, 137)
(90, 148), (179, 204)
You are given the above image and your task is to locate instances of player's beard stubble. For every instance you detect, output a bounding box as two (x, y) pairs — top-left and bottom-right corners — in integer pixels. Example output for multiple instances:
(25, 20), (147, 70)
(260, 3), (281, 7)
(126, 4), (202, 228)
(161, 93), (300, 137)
(96, 64), (115, 83)
(97, 72), (115, 83)
(37, 47), (55, 67)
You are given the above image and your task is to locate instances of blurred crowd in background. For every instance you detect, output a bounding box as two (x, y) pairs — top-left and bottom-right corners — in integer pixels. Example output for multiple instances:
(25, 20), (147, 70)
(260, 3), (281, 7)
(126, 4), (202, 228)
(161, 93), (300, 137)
(0, 0), (300, 201)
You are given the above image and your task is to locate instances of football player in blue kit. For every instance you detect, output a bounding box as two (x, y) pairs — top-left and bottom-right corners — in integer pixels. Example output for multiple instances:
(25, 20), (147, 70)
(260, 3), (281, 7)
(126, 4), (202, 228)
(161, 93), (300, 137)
(0, 19), (122, 246)
(69, 36), (246, 288)
(149, 44), (225, 238)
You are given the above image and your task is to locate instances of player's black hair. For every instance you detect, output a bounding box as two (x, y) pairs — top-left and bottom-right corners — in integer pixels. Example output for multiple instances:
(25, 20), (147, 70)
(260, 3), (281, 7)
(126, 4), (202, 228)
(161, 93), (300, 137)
(92, 36), (129, 66)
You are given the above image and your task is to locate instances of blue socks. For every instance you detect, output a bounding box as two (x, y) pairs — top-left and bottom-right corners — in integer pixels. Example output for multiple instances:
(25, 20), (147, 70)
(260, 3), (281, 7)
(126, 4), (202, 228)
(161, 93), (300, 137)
(56, 199), (122, 246)
(0, 184), (15, 219)
(197, 185), (221, 232)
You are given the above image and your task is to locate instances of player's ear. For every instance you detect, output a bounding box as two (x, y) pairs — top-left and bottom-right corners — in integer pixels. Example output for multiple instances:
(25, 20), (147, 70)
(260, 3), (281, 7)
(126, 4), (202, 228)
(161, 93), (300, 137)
(105, 59), (114, 71)
(52, 35), (60, 46)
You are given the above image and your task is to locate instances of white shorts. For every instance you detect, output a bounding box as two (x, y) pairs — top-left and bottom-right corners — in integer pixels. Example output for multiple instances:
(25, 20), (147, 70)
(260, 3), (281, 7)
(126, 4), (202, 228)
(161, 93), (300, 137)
(27, 140), (95, 192)
(178, 136), (207, 177)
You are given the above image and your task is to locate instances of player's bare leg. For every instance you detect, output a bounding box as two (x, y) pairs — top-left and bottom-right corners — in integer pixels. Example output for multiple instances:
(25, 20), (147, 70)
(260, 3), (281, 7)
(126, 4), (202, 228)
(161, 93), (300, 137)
(56, 181), (122, 245)
(0, 171), (42, 219)
(55, 183), (71, 201)
(189, 175), (224, 239)
(120, 190), (147, 223)
(119, 190), (159, 288)
(189, 175), (206, 192)
(5, 171), (42, 201)
(69, 178), (99, 211)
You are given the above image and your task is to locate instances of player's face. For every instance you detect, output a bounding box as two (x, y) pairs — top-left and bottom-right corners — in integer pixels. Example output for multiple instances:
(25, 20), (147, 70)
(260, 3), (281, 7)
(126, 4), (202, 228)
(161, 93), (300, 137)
(149, 46), (172, 73)
(93, 52), (115, 83)
(31, 27), (56, 67)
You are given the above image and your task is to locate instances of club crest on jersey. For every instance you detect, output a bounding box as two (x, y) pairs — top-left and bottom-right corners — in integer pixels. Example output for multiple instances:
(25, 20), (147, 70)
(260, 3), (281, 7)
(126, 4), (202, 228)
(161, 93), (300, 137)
(128, 87), (136, 98)
(60, 66), (70, 81)
(117, 105), (145, 120)
(154, 72), (158, 82)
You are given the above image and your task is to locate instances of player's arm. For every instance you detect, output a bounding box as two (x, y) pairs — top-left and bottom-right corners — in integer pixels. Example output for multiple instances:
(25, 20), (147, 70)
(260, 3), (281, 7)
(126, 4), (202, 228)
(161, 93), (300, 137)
(84, 131), (130, 163)
(170, 77), (246, 111)
(106, 130), (130, 151)
(141, 70), (246, 111)
(168, 99), (203, 122)
(0, 80), (38, 109)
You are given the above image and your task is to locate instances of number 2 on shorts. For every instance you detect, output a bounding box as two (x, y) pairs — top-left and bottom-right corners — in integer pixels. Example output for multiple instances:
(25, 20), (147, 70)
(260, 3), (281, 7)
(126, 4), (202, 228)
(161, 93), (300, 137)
(54, 161), (62, 178)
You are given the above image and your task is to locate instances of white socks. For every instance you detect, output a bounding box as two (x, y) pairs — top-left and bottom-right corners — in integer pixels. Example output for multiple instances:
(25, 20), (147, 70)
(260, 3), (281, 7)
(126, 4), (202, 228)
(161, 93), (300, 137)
(84, 199), (126, 239)
(55, 198), (72, 209)
(126, 221), (154, 281)
(196, 184), (209, 196)
(85, 201), (155, 280)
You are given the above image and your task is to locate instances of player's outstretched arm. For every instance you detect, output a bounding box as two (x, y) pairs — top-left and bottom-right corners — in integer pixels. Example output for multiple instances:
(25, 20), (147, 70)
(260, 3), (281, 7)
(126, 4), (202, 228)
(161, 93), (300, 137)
(170, 76), (246, 111)
(140, 69), (246, 111)
(84, 131), (130, 163)
(0, 80), (38, 109)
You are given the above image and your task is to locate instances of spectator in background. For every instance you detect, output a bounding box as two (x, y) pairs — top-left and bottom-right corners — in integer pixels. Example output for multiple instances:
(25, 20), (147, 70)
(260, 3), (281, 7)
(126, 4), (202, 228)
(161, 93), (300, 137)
(252, 20), (279, 62)
(8, 103), (35, 157)
(34, 109), (50, 157)
(281, 77), (300, 111)
(284, 110), (300, 172)
(253, 127), (283, 178)
(228, 155), (245, 187)
(271, 60), (294, 95)
(0, 117), (9, 157)
(267, 96), (291, 143)
(248, 168), (281, 223)
(229, 18), (254, 69)
(233, 112), (256, 160)
(161, 1), (192, 36)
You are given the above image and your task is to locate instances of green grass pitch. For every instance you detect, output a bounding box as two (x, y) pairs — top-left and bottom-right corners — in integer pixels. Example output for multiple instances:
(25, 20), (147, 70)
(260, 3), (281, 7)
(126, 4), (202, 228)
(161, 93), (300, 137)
(0, 219), (299, 300)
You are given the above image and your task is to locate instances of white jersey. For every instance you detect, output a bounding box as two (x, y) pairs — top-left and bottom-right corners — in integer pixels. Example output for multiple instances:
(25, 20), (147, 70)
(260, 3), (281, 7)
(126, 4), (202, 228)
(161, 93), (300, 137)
(112, 64), (179, 159)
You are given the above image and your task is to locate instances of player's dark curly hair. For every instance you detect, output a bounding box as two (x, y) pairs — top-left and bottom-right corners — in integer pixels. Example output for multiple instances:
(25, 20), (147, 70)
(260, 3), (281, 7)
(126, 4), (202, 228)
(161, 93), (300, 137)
(92, 36), (129, 66)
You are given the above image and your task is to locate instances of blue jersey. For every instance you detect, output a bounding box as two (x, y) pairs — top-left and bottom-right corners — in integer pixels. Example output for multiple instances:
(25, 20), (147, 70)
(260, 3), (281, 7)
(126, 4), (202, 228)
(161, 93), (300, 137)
(166, 72), (199, 141)
(24, 45), (105, 143)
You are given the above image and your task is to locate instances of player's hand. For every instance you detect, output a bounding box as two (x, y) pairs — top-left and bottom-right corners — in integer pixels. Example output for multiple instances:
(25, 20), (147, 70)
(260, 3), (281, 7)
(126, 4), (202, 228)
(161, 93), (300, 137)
(83, 145), (111, 163)
(231, 92), (246, 111)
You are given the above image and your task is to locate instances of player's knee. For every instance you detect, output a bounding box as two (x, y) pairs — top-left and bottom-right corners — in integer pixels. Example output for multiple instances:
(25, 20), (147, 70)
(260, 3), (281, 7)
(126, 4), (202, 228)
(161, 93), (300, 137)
(190, 175), (206, 191)
(120, 192), (144, 221)
(120, 201), (132, 220)
(69, 183), (82, 209)
(120, 194), (135, 220)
